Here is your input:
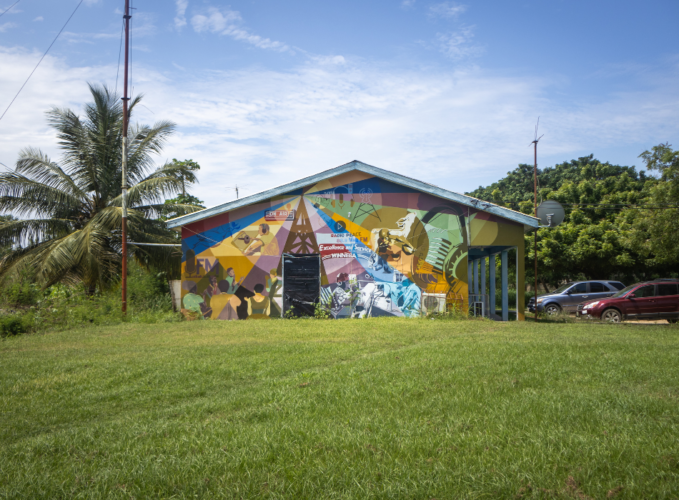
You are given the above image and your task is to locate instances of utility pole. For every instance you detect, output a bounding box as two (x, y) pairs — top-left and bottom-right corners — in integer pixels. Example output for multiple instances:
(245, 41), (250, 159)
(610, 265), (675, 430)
(121, 0), (130, 314)
(531, 120), (543, 322)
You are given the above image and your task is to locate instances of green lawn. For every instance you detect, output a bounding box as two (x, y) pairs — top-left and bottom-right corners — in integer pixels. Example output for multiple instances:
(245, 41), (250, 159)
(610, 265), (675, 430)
(1, 319), (678, 499)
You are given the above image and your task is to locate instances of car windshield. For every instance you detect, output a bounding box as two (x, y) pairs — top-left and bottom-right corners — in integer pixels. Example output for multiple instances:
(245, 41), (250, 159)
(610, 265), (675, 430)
(611, 284), (637, 298)
(551, 283), (574, 294)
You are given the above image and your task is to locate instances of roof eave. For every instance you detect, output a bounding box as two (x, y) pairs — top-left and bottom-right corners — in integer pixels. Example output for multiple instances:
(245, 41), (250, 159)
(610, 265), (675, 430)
(166, 160), (539, 229)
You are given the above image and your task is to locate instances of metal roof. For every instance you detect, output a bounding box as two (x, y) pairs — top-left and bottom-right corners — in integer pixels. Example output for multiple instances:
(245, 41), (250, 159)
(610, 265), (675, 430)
(166, 160), (539, 230)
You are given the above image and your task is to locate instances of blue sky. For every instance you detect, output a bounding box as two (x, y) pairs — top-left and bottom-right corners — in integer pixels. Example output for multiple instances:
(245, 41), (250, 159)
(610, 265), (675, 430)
(1, 0), (678, 206)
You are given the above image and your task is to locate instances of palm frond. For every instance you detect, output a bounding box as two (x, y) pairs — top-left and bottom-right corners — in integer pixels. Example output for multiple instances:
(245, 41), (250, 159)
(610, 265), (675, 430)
(0, 218), (73, 247)
(0, 171), (85, 218)
(14, 147), (87, 200)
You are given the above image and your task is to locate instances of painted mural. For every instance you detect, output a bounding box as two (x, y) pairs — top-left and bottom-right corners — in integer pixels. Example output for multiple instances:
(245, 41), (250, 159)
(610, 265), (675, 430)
(180, 170), (516, 320)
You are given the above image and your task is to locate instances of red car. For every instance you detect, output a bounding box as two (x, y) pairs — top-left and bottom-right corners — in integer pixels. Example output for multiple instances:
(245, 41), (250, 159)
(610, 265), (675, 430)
(577, 279), (679, 323)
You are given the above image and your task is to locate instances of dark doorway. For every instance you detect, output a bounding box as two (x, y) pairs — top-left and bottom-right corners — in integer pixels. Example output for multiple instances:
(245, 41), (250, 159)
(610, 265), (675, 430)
(282, 253), (321, 317)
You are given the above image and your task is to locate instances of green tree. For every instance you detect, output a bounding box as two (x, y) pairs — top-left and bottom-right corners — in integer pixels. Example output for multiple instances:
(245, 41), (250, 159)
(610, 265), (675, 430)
(468, 155), (664, 288)
(621, 143), (679, 266)
(0, 84), (201, 291)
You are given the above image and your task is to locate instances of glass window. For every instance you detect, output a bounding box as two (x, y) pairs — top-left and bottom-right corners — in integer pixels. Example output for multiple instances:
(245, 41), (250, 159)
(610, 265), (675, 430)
(570, 283), (587, 294)
(553, 283), (574, 294)
(590, 282), (607, 293)
(612, 284), (636, 298)
(658, 284), (679, 296)
(608, 282), (625, 290)
(634, 285), (656, 298)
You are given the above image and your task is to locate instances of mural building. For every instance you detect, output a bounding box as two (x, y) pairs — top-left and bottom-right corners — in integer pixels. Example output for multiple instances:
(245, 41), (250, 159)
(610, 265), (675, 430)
(174, 163), (533, 321)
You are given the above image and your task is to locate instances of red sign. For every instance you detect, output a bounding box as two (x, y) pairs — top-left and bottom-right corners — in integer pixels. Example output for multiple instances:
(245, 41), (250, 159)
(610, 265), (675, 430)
(319, 243), (353, 261)
(265, 209), (295, 221)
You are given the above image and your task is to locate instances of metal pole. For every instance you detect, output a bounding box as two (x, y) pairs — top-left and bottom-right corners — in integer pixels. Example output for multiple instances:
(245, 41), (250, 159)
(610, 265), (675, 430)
(121, 0), (130, 314)
(533, 140), (538, 321)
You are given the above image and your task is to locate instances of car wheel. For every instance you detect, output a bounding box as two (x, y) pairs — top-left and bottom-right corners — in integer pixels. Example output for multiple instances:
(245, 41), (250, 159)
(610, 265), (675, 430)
(544, 303), (561, 315)
(601, 309), (622, 323)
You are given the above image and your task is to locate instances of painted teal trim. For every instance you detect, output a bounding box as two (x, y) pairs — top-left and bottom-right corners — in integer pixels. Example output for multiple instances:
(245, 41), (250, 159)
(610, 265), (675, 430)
(166, 160), (539, 229)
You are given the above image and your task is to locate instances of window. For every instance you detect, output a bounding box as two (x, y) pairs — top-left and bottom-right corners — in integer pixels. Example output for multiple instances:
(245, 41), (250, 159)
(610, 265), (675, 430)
(658, 284), (679, 296)
(634, 285), (656, 298)
(608, 282), (625, 290)
(590, 282), (607, 293)
(570, 283), (587, 294)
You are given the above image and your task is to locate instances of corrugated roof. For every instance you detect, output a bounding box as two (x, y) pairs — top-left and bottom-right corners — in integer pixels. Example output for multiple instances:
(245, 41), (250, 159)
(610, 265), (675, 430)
(166, 160), (539, 230)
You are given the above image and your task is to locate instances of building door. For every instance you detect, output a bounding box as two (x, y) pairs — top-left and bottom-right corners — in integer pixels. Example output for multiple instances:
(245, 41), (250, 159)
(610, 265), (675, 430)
(282, 253), (321, 317)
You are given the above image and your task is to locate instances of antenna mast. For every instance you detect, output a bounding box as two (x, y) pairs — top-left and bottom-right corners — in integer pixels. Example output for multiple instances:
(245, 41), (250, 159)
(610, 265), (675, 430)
(531, 118), (543, 322)
(121, 0), (131, 314)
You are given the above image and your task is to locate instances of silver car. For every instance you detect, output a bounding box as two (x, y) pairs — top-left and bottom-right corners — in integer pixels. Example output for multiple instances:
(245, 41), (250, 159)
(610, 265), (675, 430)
(528, 281), (625, 315)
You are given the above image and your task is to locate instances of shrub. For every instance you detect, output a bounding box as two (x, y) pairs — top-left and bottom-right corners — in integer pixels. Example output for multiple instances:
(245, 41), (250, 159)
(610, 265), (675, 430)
(0, 315), (29, 337)
(2, 281), (42, 307)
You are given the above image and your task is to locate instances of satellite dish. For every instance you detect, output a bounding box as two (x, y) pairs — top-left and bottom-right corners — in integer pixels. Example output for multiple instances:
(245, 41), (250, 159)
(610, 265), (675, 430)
(536, 200), (565, 227)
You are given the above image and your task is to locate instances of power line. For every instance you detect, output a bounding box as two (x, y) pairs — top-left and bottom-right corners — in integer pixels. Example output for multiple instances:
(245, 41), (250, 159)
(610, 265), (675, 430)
(0, 0), (22, 19)
(0, 0), (85, 123)
(114, 18), (124, 96)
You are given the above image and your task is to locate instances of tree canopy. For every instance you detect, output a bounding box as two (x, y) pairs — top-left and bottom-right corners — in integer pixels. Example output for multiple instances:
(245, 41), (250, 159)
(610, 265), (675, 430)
(0, 84), (202, 291)
(467, 149), (678, 289)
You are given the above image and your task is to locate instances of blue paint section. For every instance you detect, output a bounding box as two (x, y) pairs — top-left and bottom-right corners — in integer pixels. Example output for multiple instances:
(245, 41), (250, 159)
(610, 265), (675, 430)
(306, 176), (420, 197)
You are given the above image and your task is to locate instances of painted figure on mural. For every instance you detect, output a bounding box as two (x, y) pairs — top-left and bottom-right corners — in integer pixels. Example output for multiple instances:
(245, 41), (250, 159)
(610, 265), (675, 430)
(266, 268), (283, 318)
(247, 284), (271, 319)
(328, 272), (358, 319)
(243, 223), (279, 256)
(202, 275), (220, 307)
(218, 267), (243, 294)
(182, 282), (211, 319)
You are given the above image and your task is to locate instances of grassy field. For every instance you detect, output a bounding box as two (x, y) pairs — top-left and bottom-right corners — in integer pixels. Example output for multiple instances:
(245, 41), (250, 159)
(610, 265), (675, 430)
(1, 318), (678, 499)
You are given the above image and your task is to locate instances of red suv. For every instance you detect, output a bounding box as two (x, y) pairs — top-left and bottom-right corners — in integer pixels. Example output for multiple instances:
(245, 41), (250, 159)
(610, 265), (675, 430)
(577, 279), (679, 323)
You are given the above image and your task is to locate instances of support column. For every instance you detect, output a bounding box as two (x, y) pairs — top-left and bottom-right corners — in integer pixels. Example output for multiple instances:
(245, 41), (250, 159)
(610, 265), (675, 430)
(473, 259), (479, 296)
(467, 259), (472, 297)
(515, 247), (520, 321)
(489, 254), (496, 316)
(480, 256), (486, 316)
(501, 250), (508, 321)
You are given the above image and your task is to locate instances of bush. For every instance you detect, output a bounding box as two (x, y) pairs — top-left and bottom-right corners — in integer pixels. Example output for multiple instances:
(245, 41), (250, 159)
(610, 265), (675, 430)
(2, 281), (42, 307)
(0, 315), (29, 337)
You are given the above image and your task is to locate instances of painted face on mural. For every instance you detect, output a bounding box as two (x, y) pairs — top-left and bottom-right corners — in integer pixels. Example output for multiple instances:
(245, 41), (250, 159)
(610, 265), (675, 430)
(227, 268), (236, 278)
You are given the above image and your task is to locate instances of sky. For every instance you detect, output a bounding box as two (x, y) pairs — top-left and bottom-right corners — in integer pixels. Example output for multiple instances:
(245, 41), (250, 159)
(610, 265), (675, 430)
(0, 0), (678, 207)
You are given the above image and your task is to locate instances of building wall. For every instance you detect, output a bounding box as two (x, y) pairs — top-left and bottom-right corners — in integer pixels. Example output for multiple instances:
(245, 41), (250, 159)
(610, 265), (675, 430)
(180, 170), (523, 320)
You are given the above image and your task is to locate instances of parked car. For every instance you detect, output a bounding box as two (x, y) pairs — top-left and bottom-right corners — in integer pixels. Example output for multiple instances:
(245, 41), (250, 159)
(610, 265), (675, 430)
(577, 279), (679, 323)
(528, 280), (625, 315)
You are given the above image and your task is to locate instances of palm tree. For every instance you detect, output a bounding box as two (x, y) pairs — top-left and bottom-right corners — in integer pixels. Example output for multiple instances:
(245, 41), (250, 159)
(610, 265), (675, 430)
(0, 84), (200, 292)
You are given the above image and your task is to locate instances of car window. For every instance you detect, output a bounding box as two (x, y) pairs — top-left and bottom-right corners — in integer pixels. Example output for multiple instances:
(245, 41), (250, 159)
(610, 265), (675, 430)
(552, 283), (574, 294)
(658, 284), (679, 296)
(608, 282), (625, 290)
(634, 285), (656, 298)
(590, 282), (607, 293)
(570, 283), (587, 294)
(612, 284), (636, 298)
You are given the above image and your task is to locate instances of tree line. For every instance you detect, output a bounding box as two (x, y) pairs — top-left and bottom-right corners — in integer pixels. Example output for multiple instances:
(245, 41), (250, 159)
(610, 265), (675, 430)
(467, 145), (679, 290)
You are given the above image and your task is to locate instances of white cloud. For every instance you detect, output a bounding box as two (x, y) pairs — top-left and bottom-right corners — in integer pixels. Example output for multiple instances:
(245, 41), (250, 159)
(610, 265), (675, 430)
(436, 26), (482, 60)
(174, 0), (188, 29)
(33, 16), (43, 22)
(191, 7), (290, 53)
(0, 22), (16, 33)
(1, 46), (677, 209)
(429, 2), (467, 19)
(401, 0), (416, 7)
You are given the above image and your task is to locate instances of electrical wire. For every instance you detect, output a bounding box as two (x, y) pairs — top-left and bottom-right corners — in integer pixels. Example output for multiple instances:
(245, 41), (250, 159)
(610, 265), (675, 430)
(114, 18), (124, 96)
(0, 0), (22, 19)
(0, 0), (85, 123)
